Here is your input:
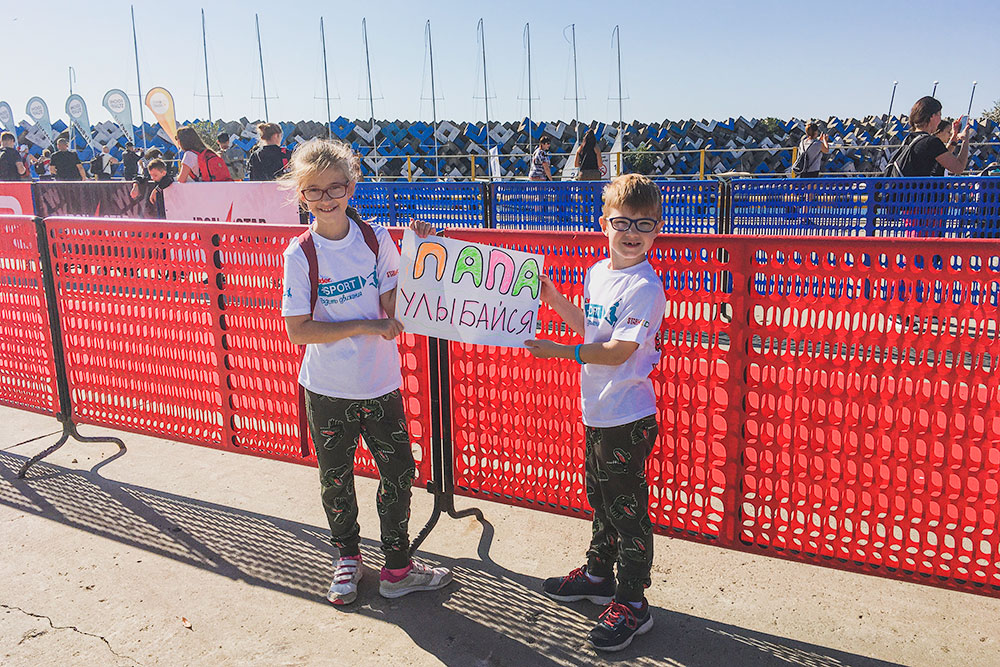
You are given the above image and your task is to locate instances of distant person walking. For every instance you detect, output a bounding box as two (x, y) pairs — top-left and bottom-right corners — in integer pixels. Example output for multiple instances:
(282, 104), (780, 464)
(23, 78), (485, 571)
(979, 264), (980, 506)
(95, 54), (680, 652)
(575, 129), (602, 181)
(121, 142), (142, 180)
(94, 144), (118, 180)
(50, 137), (86, 181)
(797, 123), (829, 178)
(218, 133), (246, 181)
(887, 96), (973, 177)
(248, 122), (290, 181)
(0, 132), (26, 181)
(528, 135), (553, 181)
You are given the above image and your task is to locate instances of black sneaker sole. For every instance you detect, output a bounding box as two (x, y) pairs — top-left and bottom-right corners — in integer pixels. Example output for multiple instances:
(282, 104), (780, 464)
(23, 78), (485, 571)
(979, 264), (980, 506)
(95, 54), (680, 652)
(591, 615), (654, 652)
(543, 591), (614, 605)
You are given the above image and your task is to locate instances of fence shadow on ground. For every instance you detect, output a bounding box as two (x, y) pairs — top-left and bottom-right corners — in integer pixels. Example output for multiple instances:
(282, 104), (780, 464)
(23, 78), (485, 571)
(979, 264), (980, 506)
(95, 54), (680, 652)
(0, 448), (900, 667)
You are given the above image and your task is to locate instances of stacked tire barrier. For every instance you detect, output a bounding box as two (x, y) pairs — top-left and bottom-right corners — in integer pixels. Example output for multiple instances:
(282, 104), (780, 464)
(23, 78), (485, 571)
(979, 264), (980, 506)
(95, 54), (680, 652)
(3, 203), (1000, 598)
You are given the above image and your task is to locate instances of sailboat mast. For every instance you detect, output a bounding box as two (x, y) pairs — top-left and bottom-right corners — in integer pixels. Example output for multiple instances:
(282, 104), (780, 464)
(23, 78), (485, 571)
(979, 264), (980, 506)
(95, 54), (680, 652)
(362, 18), (378, 180)
(202, 9), (212, 120)
(131, 5), (147, 151)
(256, 13), (269, 121)
(321, 17), (332, 138)
(525, 23), (533, 156)
(615, 25), (623, 128)
(478, 19), (492, 177)
(426, 21), (439, 179)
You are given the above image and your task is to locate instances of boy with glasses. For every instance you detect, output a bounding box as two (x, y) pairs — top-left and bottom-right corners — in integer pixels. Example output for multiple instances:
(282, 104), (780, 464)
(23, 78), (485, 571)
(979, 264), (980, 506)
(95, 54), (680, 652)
(525, 174), (666, 652)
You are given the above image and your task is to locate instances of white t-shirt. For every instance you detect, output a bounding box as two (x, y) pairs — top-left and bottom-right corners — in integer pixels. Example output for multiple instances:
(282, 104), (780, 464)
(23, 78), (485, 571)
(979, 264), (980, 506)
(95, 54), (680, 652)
(580, 259), (666, 428)
(281, 222), (402, 399)
(181, 151), (200, 179)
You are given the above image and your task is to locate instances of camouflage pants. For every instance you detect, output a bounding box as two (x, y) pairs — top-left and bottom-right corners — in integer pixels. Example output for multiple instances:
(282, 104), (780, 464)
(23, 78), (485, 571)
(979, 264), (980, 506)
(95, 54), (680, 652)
(584, 415), (658, 602)
(304, 388), (415, 569)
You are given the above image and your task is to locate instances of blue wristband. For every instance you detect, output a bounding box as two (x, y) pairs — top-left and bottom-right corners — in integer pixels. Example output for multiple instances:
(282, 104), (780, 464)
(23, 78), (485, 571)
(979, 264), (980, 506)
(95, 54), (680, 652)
(574, 344), (585, 365)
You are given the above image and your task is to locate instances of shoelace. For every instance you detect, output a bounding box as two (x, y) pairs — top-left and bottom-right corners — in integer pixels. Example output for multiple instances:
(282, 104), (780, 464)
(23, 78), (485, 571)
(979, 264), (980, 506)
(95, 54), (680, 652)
(334, 559), (360, 584)
(559, 566), (588, 590)
(599, 601), (637, 630)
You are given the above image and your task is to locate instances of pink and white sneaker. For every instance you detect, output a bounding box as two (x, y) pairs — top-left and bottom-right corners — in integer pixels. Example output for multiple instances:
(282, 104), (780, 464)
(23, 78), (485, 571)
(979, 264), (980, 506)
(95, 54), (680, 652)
(327, 555), (363, 605)
(378, 560), (452, 599)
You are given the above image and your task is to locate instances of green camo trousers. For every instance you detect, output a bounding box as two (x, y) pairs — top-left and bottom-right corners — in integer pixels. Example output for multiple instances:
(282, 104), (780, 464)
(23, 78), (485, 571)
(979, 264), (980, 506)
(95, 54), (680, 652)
(304, 388), (415, 569)
(584, 414), (658, 602)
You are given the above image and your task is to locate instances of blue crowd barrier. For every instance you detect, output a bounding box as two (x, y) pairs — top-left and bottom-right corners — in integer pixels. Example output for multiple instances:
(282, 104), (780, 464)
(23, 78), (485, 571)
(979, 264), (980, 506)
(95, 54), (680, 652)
(352, 182), (487, 228)
(490, 180), (720, 233)
(731, 177), (1000, 238)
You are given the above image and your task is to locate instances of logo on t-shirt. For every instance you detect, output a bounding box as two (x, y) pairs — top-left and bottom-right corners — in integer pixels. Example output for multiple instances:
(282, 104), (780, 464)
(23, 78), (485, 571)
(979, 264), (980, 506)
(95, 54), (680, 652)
(605, 300), (621, 326)
(585, 301), (604, 325)
(316, 262), (379, 305)
(625, 316), (649, 328)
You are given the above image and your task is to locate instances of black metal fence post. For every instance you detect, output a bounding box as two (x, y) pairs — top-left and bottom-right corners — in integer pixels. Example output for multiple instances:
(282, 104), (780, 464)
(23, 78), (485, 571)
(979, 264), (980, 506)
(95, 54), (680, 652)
(17, 217), (125, 479)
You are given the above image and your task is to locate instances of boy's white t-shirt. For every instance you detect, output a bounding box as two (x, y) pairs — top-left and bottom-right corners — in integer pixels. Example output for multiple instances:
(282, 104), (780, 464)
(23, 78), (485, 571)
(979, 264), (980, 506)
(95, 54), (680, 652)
(281, 222), (402, 400)
(580, 258), (666, 428)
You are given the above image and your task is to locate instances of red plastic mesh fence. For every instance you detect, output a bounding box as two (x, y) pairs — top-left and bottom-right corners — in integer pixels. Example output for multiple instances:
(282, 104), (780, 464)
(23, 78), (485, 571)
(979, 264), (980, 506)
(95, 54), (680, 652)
(42, 218), (432, 484)
(444, 229), (1000, 596)
(0, 216), (58, 415)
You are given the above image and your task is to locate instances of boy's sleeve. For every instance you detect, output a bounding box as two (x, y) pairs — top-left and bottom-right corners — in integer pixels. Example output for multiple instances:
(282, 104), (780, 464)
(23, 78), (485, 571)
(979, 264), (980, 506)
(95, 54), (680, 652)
(281, 243), (312, 317)
(610, 283), (666, 344)
(375, 225), (401, 294)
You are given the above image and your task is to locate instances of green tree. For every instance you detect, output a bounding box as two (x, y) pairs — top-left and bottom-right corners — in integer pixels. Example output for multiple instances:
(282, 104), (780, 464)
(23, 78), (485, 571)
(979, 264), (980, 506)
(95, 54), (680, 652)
(982, 100), (1000, 124)
(185, 120), (225, 152)
(624, 141), (656, 175)
(760, 117), (783, 136)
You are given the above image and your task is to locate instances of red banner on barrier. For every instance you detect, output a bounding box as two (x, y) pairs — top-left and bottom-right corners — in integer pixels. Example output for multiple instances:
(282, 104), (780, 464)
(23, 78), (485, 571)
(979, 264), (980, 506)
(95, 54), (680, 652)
(0, 215), (58, 414)
(0, 182), (34, 215)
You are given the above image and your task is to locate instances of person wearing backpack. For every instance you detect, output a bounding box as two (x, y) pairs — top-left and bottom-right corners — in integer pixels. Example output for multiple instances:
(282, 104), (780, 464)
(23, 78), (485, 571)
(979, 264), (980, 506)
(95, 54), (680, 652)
(248, 122), (290, 181)
(793, 123), (829, 178)
(174, 126), (233, 183)
(886, 97), (973, 177)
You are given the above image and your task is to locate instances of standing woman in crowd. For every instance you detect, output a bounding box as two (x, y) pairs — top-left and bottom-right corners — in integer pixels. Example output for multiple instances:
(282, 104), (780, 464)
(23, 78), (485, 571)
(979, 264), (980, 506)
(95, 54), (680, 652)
(248, 122), (290, 180)
(797, 123), (829, 178)
(931, 119), (961, 176)
(175, 127), (208, 182)
(892, 96), (973, 177)
(575, 129), (602, 181)
(529, 135), (553, 181)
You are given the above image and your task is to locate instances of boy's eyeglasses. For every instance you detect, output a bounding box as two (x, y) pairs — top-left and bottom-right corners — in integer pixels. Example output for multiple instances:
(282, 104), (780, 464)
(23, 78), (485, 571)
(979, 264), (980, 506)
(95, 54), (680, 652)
(607, 216), (660, 233)
(301, 183), (349, 201)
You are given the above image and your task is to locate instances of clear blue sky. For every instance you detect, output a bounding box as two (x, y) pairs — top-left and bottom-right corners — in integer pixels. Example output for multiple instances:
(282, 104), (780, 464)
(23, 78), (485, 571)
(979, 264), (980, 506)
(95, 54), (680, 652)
(2, 0), (998, 125)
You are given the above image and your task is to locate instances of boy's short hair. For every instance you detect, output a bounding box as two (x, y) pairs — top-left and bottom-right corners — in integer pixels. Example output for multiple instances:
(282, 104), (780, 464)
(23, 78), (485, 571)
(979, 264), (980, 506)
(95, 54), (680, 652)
(0, 131), (14, 143)
(602, 174), (662, 218)
(217, 133), (230, 143)
(147, 159), (167, 173)
(539, 134), (551, 144)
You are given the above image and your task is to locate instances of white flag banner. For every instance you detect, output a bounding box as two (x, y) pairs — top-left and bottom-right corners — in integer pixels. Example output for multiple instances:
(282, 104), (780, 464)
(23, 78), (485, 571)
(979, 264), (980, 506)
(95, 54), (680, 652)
(396, 229), (544, 348)
(488, 145), (502, 179)
(163, 182), (300, 225)
(609, 129), (624, 178)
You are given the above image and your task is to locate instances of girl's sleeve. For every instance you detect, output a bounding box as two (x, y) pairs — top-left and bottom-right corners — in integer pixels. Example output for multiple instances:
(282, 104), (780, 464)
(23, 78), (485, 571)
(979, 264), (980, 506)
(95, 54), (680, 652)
(281, 243), (312, 317)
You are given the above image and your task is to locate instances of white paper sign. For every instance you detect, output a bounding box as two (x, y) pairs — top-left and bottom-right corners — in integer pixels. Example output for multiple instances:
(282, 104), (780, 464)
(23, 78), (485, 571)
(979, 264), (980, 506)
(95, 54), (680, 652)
(397, 229), (544, 348)
(163, 182), (300, 225)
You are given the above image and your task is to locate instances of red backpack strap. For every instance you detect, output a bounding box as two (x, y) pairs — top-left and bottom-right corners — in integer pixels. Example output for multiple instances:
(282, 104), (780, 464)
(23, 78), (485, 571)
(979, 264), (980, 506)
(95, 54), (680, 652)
(296, 229), (319, 314)
(295, 228), (318, 458)
(346, 206), (379, 257)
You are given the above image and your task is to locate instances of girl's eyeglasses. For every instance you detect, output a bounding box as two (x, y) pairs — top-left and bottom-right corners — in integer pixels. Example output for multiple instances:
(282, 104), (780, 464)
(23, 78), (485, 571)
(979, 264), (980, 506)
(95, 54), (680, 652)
(301, 183), (349, 201)
(607, 216), (660, 233)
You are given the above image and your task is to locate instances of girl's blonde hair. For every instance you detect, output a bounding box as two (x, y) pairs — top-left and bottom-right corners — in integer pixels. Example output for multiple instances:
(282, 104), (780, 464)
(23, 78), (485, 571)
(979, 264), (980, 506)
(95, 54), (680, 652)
(278, 138), (359, 194)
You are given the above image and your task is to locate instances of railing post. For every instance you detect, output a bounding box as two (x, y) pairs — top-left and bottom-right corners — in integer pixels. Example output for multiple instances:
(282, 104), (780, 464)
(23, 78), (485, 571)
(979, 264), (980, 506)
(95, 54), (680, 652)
(407, 156), (413, 183)
(471, 156), (476, 181)
(699, 149), (706, 179)
(790, 146), (798, 177)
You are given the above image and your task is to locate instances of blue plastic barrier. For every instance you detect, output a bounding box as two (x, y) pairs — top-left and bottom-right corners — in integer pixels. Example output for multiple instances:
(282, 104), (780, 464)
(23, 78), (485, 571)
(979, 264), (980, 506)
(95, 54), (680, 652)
(731, 177), (1000, 238)
(491, 180), (720, 233)
(352, 182), (486, 228)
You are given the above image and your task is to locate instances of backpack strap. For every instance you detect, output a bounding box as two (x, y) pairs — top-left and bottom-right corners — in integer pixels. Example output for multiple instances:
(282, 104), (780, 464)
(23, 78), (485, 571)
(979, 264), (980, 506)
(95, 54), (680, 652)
(295, 228), (318, 458)
(296, 229), (319, 315)
(346, 206), (380, 258)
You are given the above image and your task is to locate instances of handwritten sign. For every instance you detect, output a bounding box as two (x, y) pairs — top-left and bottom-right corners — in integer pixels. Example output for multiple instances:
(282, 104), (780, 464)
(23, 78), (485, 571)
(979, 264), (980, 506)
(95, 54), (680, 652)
(397, 229), (544, 348)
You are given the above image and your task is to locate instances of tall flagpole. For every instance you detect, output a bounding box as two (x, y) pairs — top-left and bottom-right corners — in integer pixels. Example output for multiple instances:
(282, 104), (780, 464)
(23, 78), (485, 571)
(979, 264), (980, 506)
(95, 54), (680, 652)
(201, 9), (212, 120)
(425, 20), (439, 180)
(68, 67), (76, 149)
(320, 17), (332, 138)
(478, 19), (492, 179)
(362, 18), (378, 180)
(525, 23), (533, 156)
(130, 5), (147, 151)
(965, 81), (977, 131)
(256, 13), (269, 122)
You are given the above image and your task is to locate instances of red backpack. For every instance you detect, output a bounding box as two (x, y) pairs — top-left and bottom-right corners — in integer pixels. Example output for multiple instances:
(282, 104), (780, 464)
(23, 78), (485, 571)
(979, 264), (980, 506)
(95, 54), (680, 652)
(197, 149), (233, 182)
